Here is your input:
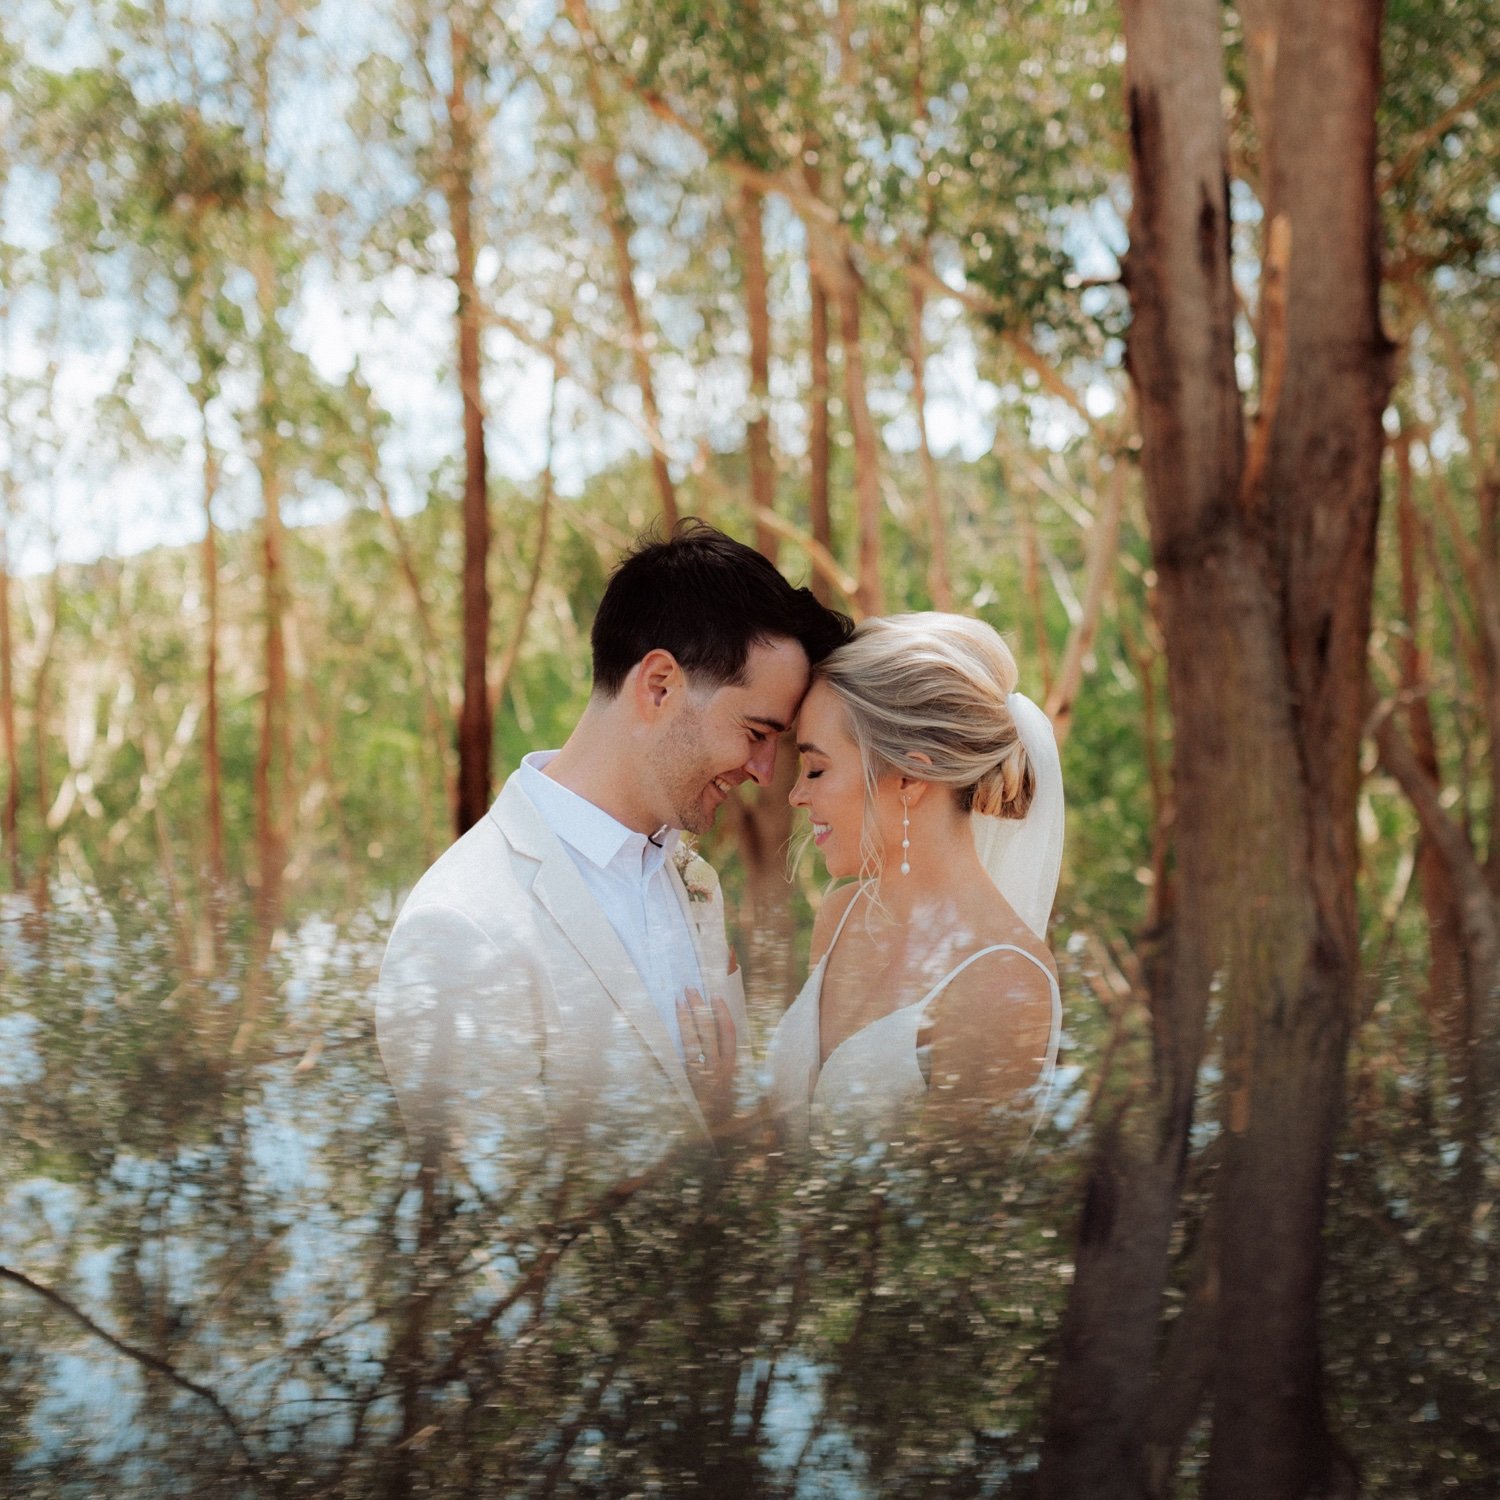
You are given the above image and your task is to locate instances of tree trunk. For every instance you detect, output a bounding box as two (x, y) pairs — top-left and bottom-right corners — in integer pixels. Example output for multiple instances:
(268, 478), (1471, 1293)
(593, 146), (677, 529)
(1013, 470), (1054, 698)
(246, 15), (290, 946)
(1046, 456), (1127, 747)
(1041, 2), (1244, 1478)
(253, 435), (289, 911)
(565, 0), (678, 530)
(836, 265), (884, 617)
(251, 298), (288, 936)
(907, 24), (951, 611)
(199, 406), (225, 890)
(739, 183), (778, 563)
(1394, 429), (1468, 1044)
(1043, 2), (1390, 1494)
(804, 150), (834, 606)
(31, 567), (59, 894)
(0, 523), (18, 889)
(1375, 714), (1500, 1184)
(908, 271), (953, 609)
(448, 17), (493, 837)
(1206, 4), (1388, 1491)
(490, 373), (557, 716)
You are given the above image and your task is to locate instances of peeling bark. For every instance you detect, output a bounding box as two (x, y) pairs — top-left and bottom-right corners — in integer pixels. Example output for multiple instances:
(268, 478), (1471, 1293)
(1042, 2), (1389, 1494)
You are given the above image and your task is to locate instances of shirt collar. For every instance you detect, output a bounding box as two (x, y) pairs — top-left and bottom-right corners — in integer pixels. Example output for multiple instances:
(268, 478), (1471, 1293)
(518, 751), (680, 877)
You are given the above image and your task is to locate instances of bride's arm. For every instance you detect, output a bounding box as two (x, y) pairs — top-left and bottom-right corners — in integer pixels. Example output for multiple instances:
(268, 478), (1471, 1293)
(922, 949), (1057, 1116)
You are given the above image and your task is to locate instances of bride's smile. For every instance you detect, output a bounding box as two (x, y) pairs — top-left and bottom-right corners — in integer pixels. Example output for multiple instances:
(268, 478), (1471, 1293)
(791, 679), (882, 880)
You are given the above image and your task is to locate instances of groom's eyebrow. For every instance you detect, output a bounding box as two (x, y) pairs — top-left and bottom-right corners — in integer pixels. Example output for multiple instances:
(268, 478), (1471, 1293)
(747, 715), (788, 734)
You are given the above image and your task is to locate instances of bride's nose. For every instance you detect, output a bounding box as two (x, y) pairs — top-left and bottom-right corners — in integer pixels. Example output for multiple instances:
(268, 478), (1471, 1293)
(788, 775), (808, 808)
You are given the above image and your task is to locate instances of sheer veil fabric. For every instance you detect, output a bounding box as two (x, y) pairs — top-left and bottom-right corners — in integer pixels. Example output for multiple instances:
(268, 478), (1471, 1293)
(971, 691), (1064, 938)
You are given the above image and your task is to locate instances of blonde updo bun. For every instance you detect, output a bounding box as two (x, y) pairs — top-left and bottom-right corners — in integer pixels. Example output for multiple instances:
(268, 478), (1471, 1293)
(969, 733), (1035, 820)
(815, 613), (1035, 847)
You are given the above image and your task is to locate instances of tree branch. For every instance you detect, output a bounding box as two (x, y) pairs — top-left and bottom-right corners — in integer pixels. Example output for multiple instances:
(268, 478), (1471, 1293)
(0, 1263), (265, 1484)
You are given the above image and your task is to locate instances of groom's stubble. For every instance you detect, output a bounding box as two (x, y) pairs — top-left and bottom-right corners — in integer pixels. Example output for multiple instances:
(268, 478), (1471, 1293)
(650, 690), (720, 836)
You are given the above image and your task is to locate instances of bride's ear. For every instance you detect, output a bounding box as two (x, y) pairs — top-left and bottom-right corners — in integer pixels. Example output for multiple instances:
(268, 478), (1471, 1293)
(898, 751), (934, 805)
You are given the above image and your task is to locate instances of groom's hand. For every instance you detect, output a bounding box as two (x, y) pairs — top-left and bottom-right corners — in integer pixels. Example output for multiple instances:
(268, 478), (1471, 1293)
(678, 987), (737, 1129)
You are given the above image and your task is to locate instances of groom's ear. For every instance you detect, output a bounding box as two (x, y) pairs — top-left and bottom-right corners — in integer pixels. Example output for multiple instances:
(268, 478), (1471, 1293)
(633, 649), (685, 718)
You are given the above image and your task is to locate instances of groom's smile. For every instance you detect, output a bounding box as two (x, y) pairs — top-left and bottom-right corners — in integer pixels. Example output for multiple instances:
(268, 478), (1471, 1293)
(657, 637), (811, 835)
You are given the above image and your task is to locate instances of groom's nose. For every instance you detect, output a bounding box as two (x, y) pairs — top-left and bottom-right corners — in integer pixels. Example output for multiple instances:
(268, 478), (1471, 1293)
(744, 735), (779, 786)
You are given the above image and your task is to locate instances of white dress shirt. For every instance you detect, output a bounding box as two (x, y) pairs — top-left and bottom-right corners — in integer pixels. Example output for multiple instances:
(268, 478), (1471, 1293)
(518, 751), (702, 1055)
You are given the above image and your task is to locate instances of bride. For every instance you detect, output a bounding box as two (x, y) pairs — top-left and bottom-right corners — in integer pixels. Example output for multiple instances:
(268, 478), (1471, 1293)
(765, 613), (1063, 1148)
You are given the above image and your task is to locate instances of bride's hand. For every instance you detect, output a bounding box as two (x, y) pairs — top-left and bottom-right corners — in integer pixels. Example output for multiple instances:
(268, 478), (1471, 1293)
(677, 987), (737, 1129)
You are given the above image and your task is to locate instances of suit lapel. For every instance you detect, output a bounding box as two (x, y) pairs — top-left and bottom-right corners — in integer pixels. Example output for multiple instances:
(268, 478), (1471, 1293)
(668, 858), (751, 1071)
(494, 777), (706, 1130)
(668, 857), (724, 980)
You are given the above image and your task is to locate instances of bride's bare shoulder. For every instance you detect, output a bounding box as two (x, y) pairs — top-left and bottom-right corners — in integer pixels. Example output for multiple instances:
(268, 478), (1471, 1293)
(808, 881), (863, 965)
(973, 884), (1056, 977)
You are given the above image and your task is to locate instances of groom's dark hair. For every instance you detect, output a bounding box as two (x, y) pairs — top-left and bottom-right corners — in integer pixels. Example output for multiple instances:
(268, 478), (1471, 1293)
(591, 519), (852, 697)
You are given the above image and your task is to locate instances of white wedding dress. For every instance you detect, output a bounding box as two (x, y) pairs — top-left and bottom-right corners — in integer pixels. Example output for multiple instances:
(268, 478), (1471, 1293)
(766, 691), (1065, 1150)
(765, 890), (1062, 1148)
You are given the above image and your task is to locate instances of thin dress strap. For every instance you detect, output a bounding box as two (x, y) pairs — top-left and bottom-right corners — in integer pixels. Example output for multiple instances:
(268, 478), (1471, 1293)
(913, 943), (1063, 1122)
(913, 941), (1058, 1012)
(818, 884), (867, 967)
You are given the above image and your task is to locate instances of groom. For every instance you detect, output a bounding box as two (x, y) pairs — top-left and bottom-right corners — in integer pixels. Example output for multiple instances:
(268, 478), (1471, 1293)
(376, 521), (851, 1180)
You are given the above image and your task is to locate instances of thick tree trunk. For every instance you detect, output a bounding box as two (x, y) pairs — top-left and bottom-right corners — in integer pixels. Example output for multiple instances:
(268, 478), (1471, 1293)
(1041, 2), (1243, 1482)
(1045, 2), (1389, 1495)
(1207, 6), (1388, 1492)
(448, 20), (493, 837)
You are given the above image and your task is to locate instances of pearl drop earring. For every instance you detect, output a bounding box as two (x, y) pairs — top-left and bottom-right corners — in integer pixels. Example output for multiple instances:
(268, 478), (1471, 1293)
(900, 796), (911, 875)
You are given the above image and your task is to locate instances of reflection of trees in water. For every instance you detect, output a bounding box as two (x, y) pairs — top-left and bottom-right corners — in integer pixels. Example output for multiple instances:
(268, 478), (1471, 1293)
(2, 889), (1497, 1496)
(0, 887), (1071, 1496)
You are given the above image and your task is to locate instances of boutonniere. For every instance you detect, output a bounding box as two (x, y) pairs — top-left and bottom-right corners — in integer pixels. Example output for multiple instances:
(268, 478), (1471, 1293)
(673, 841), (720, 905)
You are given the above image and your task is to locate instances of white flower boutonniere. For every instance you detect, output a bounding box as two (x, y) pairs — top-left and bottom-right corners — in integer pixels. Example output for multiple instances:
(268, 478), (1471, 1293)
(673, 841), (720, 905)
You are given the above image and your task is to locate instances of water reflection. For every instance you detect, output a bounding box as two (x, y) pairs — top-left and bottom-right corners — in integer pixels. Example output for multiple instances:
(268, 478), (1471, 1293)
(2, 884), (1496, 1496)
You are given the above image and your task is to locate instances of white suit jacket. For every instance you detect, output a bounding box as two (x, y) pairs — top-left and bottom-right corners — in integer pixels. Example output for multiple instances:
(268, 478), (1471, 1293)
(376, 772), (748, 1184)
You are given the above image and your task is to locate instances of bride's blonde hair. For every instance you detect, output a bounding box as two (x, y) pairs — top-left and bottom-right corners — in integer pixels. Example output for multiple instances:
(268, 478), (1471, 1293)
(814, 613), (1035, 880)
